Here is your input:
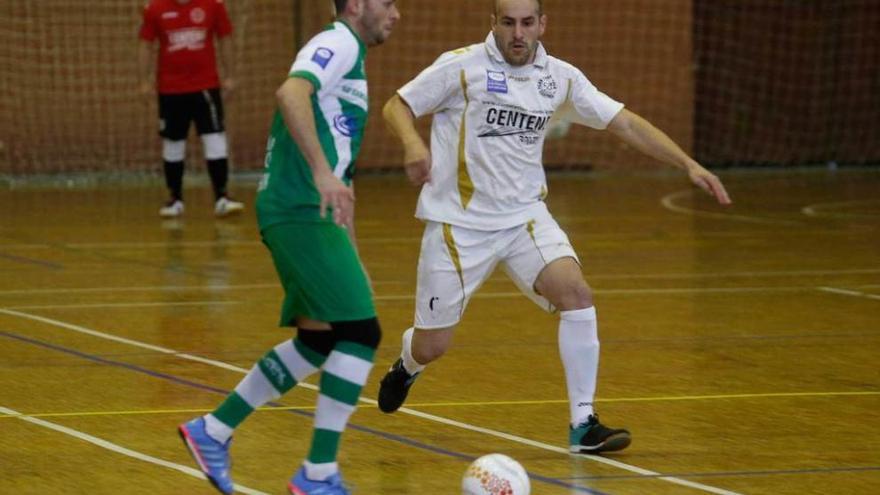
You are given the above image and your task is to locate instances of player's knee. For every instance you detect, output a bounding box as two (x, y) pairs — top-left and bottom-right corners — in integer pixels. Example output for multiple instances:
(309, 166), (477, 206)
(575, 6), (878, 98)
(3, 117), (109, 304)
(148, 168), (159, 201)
(162, 139), (186, 162)
(201, 132), (228, 160)
(571, 282), (593, 307)
(330, 317), (382, 350)
(296, 328), (336, 356)
(555, 281), (593, 311)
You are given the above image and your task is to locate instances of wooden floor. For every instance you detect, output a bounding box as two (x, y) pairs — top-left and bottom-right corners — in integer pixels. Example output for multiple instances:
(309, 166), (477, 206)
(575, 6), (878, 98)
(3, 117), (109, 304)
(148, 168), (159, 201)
(1, 168), (878, 495)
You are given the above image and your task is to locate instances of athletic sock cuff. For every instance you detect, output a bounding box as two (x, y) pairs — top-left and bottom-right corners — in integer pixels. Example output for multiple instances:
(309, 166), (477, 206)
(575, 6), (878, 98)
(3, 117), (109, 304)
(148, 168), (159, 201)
(560, 306), (596, 322)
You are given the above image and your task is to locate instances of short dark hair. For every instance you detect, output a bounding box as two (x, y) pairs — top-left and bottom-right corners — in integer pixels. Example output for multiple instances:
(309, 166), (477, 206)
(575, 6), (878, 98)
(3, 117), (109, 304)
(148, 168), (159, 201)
(494, 0), (543, 16)
(335, 0), (349, 16)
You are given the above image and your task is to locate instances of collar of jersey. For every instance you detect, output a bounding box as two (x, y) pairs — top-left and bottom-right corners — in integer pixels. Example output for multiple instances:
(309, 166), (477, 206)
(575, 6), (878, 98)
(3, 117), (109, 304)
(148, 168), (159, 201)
(335, 19), (367, 54)
(484, 32), (548, 69)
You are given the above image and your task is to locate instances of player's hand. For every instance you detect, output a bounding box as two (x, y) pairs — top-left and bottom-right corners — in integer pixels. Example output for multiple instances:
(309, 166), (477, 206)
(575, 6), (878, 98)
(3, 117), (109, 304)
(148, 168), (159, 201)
(221, 77), (237, 99)
(687, 163), (732, 205)
(314, 168), (355, 227)
(403, 141), (431, 186)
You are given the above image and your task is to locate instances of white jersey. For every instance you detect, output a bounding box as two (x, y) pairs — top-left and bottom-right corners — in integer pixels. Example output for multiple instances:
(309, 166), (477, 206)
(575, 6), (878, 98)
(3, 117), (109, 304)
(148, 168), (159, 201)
(398, 33), (624, 230)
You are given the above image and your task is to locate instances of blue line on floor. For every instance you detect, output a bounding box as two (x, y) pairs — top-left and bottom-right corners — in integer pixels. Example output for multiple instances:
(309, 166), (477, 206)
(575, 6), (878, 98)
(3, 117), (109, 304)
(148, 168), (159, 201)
(0, 252), (63, 270)
(0, 330), (610, 495)
(565, 465), (880, 481)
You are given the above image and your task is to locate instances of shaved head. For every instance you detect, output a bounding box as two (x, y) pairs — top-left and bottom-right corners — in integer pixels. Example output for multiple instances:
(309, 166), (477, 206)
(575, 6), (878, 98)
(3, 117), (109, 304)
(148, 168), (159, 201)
(494, 0), (543, 16)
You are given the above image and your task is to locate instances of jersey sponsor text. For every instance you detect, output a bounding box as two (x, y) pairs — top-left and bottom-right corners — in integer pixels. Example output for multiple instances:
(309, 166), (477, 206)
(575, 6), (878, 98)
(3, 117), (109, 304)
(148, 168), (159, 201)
(167, 28), (207, 52)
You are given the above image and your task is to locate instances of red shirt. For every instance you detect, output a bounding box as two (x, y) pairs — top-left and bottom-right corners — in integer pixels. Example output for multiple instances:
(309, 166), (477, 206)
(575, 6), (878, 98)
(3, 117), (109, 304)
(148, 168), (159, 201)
(139, 0), (233, 94)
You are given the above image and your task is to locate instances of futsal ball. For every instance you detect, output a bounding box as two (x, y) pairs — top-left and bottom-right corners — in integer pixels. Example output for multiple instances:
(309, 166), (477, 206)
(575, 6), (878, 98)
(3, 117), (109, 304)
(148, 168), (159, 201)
(461, 453), (530, 495)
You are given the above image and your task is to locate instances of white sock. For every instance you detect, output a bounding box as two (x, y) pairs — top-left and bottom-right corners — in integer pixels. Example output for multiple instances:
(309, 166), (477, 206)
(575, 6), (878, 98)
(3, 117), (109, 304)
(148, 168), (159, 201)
(303, 460), (339, 481)
(204, 414), (234, 443)
(558, 307), (600, 427)
(400, 327), (426, 375)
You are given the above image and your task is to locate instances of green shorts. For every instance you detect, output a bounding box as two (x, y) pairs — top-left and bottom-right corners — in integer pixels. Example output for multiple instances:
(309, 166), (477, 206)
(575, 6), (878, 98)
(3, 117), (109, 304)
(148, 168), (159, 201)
(262, 221), (376, 326)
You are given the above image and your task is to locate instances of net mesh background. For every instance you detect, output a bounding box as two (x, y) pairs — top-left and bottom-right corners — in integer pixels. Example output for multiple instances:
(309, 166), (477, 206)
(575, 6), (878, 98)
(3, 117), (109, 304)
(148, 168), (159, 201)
(0, 0), (877, 175)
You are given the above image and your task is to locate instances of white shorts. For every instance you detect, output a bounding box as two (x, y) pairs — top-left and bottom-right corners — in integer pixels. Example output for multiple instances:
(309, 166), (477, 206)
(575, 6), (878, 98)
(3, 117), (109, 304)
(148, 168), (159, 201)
(414, 205), (579, 329)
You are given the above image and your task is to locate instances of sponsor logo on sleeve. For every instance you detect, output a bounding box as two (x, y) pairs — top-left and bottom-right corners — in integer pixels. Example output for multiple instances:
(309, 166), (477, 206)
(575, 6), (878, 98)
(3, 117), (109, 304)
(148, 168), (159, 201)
(486, 70), (508, 94)
(333, 113), (359, 137)
(311, 47), (335, 69)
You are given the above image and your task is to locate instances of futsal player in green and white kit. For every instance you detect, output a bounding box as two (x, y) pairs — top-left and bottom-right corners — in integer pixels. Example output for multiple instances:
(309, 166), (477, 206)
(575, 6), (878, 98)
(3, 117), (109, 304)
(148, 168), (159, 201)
(177, 1), (400, 494)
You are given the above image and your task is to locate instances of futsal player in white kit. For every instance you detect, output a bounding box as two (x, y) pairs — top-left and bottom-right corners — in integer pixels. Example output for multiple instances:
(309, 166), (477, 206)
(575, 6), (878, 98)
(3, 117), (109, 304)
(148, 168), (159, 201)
(378, 0), (731, 453)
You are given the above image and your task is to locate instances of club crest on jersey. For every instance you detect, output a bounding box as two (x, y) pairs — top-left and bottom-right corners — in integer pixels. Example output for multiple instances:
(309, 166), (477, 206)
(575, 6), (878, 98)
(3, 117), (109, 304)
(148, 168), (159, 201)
(537, 75), (557, 98)
(189, 7), (205, 24)
(333, 113), (358, 137)
(312, 47), (335, 69)
(486, 70), (508, 93)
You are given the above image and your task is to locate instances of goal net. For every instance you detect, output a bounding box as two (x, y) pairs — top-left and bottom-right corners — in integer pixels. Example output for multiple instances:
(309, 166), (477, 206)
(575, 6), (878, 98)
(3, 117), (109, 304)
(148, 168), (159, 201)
(0, 0), (877, 175)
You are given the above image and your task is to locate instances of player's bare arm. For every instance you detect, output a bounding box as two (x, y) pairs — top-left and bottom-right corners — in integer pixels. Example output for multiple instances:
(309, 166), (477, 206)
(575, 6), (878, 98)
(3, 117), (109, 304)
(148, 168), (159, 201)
(217, 36), (236, 97)
(276, 77), (354, 226)
(607, 108), (732, 205)
(383, 94), (432, 186)
(137, 39), (156, 96)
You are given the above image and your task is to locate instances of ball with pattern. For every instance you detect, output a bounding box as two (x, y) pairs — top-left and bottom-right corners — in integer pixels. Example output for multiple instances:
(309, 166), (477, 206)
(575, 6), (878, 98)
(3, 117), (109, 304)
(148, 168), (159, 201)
(461, 453), (530, 495)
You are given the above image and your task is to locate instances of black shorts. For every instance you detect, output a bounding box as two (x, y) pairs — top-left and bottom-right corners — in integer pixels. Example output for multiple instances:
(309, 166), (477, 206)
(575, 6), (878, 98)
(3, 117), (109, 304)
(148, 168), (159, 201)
(158, 88), (225, 140)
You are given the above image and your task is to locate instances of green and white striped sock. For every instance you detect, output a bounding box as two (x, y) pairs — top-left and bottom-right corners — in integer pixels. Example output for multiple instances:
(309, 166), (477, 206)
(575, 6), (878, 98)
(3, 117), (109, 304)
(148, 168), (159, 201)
(204, 338), (328, 442)
(306, 341), (375, 472)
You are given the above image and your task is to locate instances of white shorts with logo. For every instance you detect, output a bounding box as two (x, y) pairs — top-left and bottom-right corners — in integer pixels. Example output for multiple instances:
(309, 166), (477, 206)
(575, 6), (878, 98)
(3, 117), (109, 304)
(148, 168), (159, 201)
(414, 205), (579, 329)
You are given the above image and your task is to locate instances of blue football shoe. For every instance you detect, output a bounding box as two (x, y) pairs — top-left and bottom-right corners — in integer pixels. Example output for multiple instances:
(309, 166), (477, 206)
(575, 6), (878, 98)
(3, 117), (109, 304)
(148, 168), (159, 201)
(287, 467), (350, 495)
(178, 417), (234, 494)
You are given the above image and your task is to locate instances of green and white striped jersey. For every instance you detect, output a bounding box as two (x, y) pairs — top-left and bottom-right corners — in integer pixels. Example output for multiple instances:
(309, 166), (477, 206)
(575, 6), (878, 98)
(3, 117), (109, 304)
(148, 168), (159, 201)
(257, 20), (368, 229)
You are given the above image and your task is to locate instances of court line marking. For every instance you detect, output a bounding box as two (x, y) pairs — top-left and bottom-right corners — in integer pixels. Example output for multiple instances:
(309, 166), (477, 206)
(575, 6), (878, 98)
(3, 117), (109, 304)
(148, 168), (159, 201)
(398, 391), (880, 407)
(0, 406), (311, 420)
(0, 308), (741, 495)
(567, 465), (880, 481)
(3, 301), (241, 310)
(817, 286), (880, 301)
(0, 405), (270, 495)
(374, 286), (837, 301)
(3, 266), (878, 296)
(579, 268), (880, 280)
(661, 190), (806, 226)
(390, 408), (741, 495)
(0, 286), (847, 311)
(0, 238), (421, 250)
(5, 388), (879, 421)
(0, 223), (870, 252)
(0, 284), (278, 296)
(802, 200), (880, 219)
(0, 308), (248, 374)
(0, 329), (607, 495)
(0, 252), (63, 269)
